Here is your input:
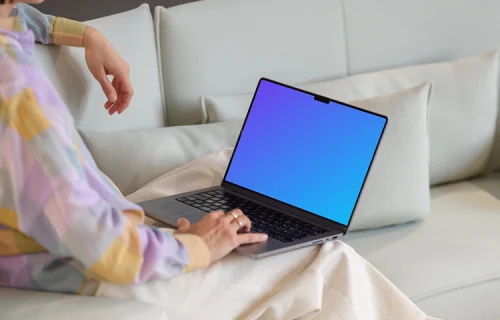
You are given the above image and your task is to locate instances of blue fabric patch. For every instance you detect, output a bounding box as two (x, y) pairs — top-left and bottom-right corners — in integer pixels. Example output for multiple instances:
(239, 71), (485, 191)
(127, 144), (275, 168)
(29, 256), (86, 294)
(16, 3), (53, 45)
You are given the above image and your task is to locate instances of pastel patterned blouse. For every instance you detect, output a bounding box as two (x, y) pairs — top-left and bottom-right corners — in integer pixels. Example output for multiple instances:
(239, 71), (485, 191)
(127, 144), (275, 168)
(0, 4), (209, 294)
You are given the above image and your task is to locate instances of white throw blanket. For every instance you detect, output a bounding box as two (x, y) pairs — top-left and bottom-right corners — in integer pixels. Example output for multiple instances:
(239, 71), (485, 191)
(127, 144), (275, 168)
(96, 149), (433, 320)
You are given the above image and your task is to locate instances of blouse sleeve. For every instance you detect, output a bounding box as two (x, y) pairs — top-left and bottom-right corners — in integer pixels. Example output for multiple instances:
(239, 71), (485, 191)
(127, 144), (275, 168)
(16, 3), (86, 47)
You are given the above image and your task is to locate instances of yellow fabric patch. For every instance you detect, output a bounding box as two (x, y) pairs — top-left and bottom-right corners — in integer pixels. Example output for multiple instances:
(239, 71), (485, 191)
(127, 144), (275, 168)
(0, 34), (18, 59)
(49, 15), (57, 42)
(0, 36), (14, 60)
(0, 207), (18, 229)
(0, 229), (46, 256)
(123, 209), (145, 225)
(11, 17), (24, 33)
(0, 88), (51, 141)
(0, 208), (46, 256)
(51, 17), (86, 47)
(4, 42), (16, 60)
(0, 17), (25, 33)
(0, 35), (8, 46)
(86, 220), (143, 284)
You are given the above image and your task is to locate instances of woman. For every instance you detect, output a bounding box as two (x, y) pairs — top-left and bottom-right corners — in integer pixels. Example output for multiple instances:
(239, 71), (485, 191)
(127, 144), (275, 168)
(0, 0), (267, 293)
(0, 1), (436, 319)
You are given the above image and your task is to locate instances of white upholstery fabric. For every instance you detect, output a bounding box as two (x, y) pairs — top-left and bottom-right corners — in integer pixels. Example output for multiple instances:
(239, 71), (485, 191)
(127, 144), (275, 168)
(201, 94), (249, 124)
(342, 0), (500, 74)
(348, 83), (432, 230)
(332, 50), (499, 186)
(0, 288), (168, 320)
(341, 0), (500, 174)
(132, 84), (433, 232)
(80, 121), (243, 196)
(157, 0), (500, 173)
(122, 149), (500, 320)
(155, 0), (500, 121)
(96, 241), (428, 320)
(344, 178), (500, 319)
(417, 279), (500, 320)
(200, 51), (500, 186)
(155, 0), (348, 126)
(103, 151), (429, 320)
(15, 0), (500, 318)
(33, 4), (165, 133)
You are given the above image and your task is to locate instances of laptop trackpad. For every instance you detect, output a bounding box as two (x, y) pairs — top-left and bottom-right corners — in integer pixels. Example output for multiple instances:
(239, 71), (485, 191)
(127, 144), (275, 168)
(181, 211), (207, 226)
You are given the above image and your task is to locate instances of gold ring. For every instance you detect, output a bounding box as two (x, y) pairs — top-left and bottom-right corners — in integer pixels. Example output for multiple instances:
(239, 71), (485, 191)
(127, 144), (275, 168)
(234, 217), (244, 228)
(231, 211), (239, 220)
(228, 210), (243, 228)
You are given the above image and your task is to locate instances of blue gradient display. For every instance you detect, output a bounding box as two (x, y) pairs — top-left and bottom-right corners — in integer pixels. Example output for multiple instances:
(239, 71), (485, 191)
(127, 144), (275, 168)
(225, 79), (386, 226)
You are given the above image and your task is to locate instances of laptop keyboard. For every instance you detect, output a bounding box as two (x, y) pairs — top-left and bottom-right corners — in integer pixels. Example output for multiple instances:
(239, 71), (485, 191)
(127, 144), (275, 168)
(176, 189), (328, 243)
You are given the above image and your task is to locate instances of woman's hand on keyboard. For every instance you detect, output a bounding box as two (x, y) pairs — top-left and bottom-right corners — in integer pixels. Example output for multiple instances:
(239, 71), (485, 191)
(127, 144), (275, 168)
(175, 209), (268, 264)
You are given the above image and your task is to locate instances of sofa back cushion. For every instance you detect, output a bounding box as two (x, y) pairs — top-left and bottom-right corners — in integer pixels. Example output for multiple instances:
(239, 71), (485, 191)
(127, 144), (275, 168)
(157, 0), (500, 128)
(342, 0), (500, 74)
(201, 50), (500, 186)
(123, 83), (432, 231)
(155, 0), (349, 126)
(33, 4), (165, 134)
(344, 83), (433, 230)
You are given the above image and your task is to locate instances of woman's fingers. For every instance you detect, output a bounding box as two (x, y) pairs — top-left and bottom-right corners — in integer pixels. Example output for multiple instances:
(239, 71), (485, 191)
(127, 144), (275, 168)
(177, 218), (191, 232)
(231, 213), (252, 233)
(222, 209), (251, 232)
(110, 73), (134, 115)
(223, 209), (268, 244)
(207, 210), (225, 220)
(184, 209), (268, 264)
(104, 100), (114, 111)
(105, 78), (117, 113)
(237, 232), (268, 245)
(221, 208), (243, 223)
(95, 69), (117, 104)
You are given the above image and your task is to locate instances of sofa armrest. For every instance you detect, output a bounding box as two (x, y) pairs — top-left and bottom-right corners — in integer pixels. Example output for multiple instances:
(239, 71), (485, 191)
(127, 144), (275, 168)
(0, 288), (167, 320)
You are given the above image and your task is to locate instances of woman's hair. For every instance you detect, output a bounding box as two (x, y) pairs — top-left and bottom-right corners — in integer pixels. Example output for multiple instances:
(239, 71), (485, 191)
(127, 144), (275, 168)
(1, 1), (45, 5)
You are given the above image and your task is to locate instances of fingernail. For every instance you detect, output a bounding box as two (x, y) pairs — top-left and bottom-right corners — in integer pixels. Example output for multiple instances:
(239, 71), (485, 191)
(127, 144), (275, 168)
(261, 234), (268, 240)
(108, 93), (117, 102)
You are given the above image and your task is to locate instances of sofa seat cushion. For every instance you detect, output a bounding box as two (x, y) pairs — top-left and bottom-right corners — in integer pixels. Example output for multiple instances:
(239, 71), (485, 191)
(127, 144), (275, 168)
(416, 278), (500, 320)
(344, 174), (500, 319)
(0, 288), (167, 320)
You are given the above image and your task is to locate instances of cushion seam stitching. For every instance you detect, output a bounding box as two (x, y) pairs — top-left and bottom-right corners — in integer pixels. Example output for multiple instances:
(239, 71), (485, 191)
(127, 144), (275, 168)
(411, 273), (500, 302)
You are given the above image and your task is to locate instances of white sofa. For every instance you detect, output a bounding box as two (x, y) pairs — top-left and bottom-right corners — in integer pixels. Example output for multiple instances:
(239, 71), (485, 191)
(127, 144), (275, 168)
(2, 1), (500, 319)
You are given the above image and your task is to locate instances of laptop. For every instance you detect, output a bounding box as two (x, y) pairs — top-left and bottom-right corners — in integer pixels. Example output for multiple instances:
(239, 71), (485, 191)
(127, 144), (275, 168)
(138, 78), (388, 258)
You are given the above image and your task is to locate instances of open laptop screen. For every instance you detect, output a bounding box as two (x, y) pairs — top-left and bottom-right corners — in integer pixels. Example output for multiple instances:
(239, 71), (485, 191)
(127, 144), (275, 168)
(223, 79), (387, 226)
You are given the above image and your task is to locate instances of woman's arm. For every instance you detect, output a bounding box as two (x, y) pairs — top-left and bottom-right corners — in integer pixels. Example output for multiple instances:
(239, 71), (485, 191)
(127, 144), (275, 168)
(15, 3), (134, 114)
(0, 50), (210, 284)
(15, 3), (86, 47)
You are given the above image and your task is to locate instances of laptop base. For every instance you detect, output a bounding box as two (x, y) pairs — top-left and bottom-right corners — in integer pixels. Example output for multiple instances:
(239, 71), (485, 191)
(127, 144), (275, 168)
(138, 186), (344, 259)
